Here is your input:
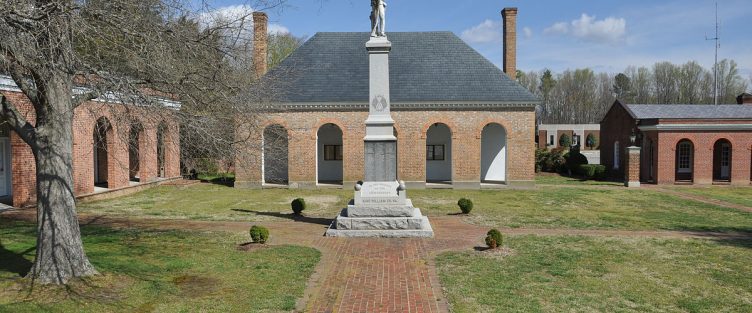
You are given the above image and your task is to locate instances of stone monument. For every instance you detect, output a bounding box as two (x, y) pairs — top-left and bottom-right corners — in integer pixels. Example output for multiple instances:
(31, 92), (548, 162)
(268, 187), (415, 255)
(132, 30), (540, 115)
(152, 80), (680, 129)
(325, 5), (434, 237)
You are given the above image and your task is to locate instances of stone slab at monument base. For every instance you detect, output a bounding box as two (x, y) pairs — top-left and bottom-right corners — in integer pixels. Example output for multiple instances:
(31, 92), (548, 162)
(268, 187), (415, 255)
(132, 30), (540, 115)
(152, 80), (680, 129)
(325, 181), (434, 238)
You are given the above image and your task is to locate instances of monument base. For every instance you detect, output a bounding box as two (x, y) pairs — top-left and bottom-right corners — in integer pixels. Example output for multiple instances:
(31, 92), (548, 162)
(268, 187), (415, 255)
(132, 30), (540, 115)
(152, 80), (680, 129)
(325, 182), (434, 238)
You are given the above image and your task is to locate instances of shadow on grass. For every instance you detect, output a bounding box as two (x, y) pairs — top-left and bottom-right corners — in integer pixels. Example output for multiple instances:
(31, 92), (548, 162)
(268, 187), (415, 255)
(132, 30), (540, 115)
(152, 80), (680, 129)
(674, 226), (752, 249)
(0, 244), (34, 277)
(231, 209), (333, 226)
(200, 177), (234, 187)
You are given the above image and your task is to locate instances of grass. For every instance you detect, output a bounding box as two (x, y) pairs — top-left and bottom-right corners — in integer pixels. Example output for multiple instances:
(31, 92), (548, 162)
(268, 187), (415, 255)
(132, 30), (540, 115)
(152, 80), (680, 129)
(437, 235), (752, 313)
(0, 219), (320, 313)
(535, 173), (623, 186)
(672, 186), (752, 207)
(78, 182), (752, 232)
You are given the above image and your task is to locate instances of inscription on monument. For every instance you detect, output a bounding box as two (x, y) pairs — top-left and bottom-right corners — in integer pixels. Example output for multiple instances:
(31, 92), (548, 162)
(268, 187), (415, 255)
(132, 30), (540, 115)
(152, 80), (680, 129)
(361, 182), (397, 197)
(371, 95), (388, 112)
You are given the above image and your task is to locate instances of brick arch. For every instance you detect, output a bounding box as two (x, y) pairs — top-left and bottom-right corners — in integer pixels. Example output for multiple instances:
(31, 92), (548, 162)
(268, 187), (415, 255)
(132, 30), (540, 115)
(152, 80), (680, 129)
(420, 119), (458, 139)
(674, 138), (695, 182)
(392, 122), (402, 139)
(127, 120), (146, 182)
(671, 138), (696, 151)
(260, 119), (292, 138)
(473, 119), (513, 139)
(711, 137), (735, 149)
(311, 119), (347, 139)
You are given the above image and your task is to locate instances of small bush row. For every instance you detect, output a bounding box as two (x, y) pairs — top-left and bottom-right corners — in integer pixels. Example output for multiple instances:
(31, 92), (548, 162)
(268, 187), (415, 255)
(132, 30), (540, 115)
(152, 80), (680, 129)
(578, 164), (607, 179)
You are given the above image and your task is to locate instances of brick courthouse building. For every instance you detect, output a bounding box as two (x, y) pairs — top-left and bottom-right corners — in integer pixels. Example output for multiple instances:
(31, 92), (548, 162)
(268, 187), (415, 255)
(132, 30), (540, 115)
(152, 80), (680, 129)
(235, 9), (540, 189)
(601, 95), (752, 185)
(0, 76), (181, 207)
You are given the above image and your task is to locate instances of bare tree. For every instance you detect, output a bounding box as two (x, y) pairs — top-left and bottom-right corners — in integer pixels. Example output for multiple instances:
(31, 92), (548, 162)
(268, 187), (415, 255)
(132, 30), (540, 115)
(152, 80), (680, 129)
(0, 0), (283, 284)
(716, 59), (748, 103)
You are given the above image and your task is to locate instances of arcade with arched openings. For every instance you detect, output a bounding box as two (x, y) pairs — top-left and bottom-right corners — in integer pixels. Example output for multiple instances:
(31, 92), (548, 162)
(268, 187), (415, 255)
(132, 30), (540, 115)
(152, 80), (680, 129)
(263, 124), (289, 185)
(317, 123), (343, 185)
(480, 123), (507, 183)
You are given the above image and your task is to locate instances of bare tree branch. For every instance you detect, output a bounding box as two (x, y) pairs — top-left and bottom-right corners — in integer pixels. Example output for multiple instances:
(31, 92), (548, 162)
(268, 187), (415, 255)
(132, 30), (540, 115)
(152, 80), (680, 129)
(0, 93), (36, 145)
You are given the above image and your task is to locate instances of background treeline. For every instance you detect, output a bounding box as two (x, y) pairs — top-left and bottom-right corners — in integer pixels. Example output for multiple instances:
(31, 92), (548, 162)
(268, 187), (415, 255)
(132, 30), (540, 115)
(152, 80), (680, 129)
(517, 59), (750, 124)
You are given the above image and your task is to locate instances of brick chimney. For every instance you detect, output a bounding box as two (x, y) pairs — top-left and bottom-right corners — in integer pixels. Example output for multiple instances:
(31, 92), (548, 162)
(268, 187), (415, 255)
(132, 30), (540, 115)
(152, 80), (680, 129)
(252, 12), (268, 78)
(501, 7), (518, 80)
(737, 93), (752, 105)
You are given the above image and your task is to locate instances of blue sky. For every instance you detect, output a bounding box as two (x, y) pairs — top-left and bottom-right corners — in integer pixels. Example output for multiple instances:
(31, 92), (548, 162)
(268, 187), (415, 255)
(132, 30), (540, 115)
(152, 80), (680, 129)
(213, 0), (752, 82)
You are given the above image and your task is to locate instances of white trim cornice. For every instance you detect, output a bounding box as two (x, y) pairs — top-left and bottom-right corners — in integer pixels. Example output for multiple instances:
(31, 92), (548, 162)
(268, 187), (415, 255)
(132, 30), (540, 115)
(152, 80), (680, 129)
(262, 101), (538, 112)
(639, 124), (752, 131)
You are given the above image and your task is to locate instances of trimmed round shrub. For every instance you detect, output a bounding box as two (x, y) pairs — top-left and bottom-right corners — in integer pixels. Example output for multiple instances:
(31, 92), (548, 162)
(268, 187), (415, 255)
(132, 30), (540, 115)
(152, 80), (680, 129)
(559, 134), (572, 148)
(586, 133), (598, 149)
(485, 229), (503, 249)
(566, 150), (588, 173)
(457, 198), (473, 214)
(291, 198), (306, 215)
(249, 225), (269, 244)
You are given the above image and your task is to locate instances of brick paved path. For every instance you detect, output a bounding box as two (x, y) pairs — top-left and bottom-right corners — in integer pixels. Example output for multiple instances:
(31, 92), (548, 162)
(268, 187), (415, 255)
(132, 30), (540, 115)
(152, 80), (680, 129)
(656, 188), (752, 213)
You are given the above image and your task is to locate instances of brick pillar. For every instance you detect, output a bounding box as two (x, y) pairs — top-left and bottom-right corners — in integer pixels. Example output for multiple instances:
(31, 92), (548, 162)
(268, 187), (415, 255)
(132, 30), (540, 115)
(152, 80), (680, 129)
(233, 120), (262, 188)
(625, 146), (641, 187)
(252, 12), (268, 78)
(501, 7), (518, 80)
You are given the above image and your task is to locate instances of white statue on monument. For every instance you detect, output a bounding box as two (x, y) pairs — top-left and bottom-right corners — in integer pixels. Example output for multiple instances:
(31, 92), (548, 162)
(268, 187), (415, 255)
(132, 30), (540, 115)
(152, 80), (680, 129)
(370, 0), (387, 37)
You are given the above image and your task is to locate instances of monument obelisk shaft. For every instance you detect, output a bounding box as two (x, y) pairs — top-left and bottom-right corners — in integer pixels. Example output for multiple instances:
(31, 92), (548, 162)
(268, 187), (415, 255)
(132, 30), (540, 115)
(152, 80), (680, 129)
(364, 37), (396, 182)
(324, 1), (433, 237)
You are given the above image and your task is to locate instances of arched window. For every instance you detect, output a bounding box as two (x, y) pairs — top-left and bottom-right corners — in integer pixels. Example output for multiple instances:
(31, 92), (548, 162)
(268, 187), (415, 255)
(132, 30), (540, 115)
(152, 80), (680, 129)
(675, 140), (694, 182)
(613, 141), (620, 170)
(713, 139), (732, 181)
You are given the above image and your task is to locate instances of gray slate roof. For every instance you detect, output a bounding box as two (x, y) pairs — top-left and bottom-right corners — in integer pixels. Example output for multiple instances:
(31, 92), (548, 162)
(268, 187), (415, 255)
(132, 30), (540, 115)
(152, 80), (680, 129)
(625, 103), (752, 119)
(264, 32), (539, 106)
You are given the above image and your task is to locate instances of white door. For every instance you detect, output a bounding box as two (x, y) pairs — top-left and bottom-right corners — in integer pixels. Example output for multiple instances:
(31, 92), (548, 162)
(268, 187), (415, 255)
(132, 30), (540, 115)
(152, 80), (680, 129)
(0, 138), (9, 196)
(720, 142), (730, 179)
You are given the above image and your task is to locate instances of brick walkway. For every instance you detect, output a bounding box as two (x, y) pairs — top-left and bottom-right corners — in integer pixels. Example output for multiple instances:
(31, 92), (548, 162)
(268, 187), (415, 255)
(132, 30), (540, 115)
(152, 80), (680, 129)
(3, 211), (750, 313)
(656, 188), (752, 213)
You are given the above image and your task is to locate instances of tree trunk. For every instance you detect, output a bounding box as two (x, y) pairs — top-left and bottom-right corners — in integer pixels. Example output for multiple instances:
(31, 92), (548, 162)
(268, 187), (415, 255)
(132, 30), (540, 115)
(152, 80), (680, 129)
(26, 78), (97, 284)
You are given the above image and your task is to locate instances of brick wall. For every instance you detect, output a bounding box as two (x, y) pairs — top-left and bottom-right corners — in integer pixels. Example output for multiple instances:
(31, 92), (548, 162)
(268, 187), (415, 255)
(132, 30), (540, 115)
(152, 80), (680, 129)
(2, 89), (181, 207)
(600, 102), (636, 177)
(537, 130), (547, 149)
(235, 108), (536, 188)
(655, 131), (752, 185)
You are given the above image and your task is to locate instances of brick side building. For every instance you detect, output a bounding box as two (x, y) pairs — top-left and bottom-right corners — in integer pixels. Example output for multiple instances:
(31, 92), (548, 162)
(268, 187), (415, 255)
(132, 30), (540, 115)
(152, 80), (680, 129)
(235, 9), (539, 189)
(601, 99), (752, 185)
(0, 76), (181, 207)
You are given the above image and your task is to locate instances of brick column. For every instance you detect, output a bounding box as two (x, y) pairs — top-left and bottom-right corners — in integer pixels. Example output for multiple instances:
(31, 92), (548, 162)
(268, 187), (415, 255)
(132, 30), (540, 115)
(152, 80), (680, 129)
(625, 146), (641, 187)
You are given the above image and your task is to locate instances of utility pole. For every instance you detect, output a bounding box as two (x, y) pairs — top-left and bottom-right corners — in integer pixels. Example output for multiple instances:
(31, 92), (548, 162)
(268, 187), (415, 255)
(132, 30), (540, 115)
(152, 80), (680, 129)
(706, 2), (720, 105)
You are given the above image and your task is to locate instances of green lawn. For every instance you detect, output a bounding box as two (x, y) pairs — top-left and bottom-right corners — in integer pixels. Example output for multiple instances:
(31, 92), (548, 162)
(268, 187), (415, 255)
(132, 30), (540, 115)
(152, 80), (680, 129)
(535, 173), (623, 186)
(0, 219), (320, 312)
(437, 236), (752, 313)
(672, 186), (752, 208)
(78, 182), (752, 232)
